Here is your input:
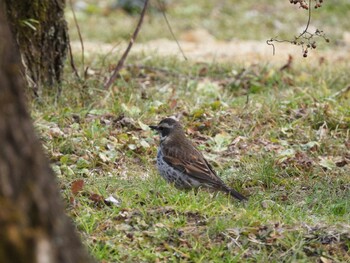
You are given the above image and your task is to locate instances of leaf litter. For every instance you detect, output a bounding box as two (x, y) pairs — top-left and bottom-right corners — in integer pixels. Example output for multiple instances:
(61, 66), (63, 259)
(32, 53), (350, 261)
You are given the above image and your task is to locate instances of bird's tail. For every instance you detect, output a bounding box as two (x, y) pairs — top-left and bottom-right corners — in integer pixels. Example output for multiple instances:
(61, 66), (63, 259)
(225, 187), (247, 201)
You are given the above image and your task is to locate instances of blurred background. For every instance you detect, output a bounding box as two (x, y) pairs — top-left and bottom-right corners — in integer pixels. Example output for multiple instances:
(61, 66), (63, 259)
(66, 0), (350, 64)
(67, 0), (349, 42)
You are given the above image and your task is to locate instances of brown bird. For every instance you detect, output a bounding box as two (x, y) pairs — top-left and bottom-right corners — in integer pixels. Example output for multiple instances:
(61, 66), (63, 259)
(150, 118), (247, 201)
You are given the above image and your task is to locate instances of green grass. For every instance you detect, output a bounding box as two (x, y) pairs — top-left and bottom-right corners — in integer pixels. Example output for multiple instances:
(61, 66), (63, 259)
(66, 0), (350, 44)
(30, 0), (350, 261)
(31, 53), (350, 262)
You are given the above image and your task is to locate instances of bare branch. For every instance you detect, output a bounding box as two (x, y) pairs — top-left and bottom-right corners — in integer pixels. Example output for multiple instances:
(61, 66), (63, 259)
(104, 0), (149, 89)
(69, 0), (85, 77)
(67, 39), (80, 79)
(157, 0), (187, 60)
(268, 0), (329, 57)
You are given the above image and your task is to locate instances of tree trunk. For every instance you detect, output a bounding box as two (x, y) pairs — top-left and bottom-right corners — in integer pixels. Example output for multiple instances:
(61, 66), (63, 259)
(0, 5), (94, 263)
(4, 0), (68, 95)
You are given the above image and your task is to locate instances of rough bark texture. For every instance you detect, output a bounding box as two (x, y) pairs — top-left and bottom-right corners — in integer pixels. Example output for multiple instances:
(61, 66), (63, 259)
(0, 6), (94, 263)
(4, 0), (68, 95)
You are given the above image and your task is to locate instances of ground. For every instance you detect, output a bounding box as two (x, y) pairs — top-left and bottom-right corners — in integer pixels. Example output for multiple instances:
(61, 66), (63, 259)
(32, 0), (350, 262)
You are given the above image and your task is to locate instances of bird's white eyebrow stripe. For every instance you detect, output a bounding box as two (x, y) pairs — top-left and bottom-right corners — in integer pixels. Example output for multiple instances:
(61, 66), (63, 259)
(159, 123), (173, 129)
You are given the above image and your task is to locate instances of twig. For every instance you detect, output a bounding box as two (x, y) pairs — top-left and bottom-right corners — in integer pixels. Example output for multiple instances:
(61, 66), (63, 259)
(69, 0), (85, 78)
(67, 39), (80, 79)
(157, 0), (187, 60)
(104, 0), (149, 89)
(245, 91), (249, 105)
(267, 0), (329, 57)
(297, 0), (312, 38)
(221, 232), (243, 249)
(266, 39), (276, 56)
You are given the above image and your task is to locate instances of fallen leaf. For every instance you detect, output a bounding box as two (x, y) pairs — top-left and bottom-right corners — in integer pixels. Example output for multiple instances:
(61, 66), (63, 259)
(317, 122), (328, 141)
(320, 256), (333, 263)
(301, 141), (319, 151)
(128, 144), (137, 150)
(276, 148), (296, 163)
(169, 99), (177, 109)
(121, 103), (141, 116)
(89, 193), (104, 203)
(280, 54), (293, 71)
(334, 157), (348, 167)
(104, 195), (121, 207)
(114, 115), (137, 129)
(198, 66), (208, 76)
(71, 179), (84, 195)
(140, 139), (150, 148)
(138, 120), (149, 131)
(231, 136), (247, 146)
(49, 126), (65, 138)
(99, 152), (108, 162)
(213, 132), (231, 152)
(319, 157), (336, 170)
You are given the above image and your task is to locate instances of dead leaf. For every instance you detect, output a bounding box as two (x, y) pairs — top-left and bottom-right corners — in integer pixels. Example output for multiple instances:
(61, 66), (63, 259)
(69, 196), (77, 206)
(89, 193), (104, 204)
(319, 157), (336, 170)
(231, 136), (247, 146)
(198, 66), (208, 76)
(49, 126), (65, 138)
(104, 195), (121, 207)
(113, 115), (138, 130)
(280, 54), (293, 71)
(301, 141), (319, 152)
(71, 179), (84, 195)
(317, 122), (328, 141)
(334, 157), (348, 167)
(169, 99), (177, 109)
(277, 148), (296, 163)
(138, 120), (149, 131)
(320, 256), (333, 263)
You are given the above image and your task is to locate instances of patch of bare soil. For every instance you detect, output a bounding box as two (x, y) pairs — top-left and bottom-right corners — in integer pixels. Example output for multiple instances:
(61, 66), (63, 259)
(72, 29), (350, 66)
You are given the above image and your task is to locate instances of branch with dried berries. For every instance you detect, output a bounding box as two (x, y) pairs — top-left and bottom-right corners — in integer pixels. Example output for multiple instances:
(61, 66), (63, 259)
(267, 0), (329, 57)
(290, 0), (324, 10)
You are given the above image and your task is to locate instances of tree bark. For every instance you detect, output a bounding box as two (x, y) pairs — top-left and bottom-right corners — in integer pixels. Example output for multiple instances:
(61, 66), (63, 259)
(4, 0), (68, 95)
(0, 5), (94, 263)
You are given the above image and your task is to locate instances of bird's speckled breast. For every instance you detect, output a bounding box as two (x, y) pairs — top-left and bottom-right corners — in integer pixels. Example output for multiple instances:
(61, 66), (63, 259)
(156, 148), (200, 189)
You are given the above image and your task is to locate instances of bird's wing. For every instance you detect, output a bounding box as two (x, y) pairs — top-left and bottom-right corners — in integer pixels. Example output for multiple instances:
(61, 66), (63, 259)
(162, 146), (225, 187)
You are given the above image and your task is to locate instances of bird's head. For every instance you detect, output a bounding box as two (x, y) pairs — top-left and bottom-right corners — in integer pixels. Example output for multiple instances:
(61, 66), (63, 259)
(150, 118), (184, 143)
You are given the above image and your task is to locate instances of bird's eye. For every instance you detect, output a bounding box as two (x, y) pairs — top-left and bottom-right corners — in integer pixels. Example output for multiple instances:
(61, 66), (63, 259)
(158, 127), (164, 131)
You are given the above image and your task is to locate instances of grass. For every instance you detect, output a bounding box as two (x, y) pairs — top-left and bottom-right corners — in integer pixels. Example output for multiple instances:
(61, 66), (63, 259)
(32, 54), (350, 262)
(30, 0), (350, 262)
(66, 0), (350, 44)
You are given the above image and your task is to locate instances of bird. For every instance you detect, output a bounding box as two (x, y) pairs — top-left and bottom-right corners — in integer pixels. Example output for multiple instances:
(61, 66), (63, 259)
(149, 118), (247, 201)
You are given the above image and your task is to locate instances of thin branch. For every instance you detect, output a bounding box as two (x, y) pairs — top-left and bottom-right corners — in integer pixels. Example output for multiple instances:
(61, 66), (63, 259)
(157, 0), (187, 60)
(69, 0), (85, 77)
(297, 0), (312, 38)
(67, 39), (80, 79)
(104, 0), (149, 89)
(266, 39), (276, 55)
(267, 0), (329, 57)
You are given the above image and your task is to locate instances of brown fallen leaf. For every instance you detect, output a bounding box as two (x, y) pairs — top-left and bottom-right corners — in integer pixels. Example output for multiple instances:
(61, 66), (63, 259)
(335, 158), (348, 167)
(169, 99), (177, 109)
(89, 193), (104, 204)
(280, 54), (293, 71)
(198, 66), (208, 76)
(71, 179), (84, 195)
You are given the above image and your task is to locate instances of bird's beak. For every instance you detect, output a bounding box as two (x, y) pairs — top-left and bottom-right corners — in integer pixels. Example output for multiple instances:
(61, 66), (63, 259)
(149, 125), (158, 131)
